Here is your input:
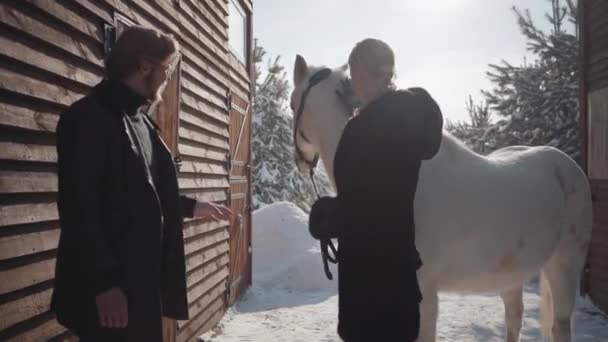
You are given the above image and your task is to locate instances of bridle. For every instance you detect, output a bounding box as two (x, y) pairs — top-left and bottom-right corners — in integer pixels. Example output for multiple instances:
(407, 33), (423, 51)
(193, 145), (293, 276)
(292, 67), (339, 280)
(293, 68), (332, 181)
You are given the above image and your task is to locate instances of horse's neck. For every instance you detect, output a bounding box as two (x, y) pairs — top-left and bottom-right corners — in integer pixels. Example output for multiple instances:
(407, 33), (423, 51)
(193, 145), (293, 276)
(317, 112), (349, 188)
(317, 118), (482, 191)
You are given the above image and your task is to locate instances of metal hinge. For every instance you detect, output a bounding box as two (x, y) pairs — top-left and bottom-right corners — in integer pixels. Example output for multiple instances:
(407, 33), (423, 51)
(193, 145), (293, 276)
(225, 89), (233, 111)
(103, 23), (116, 56)
(226, 189), (232, 206)
(224, 279), (232, 303)
(224, 152), (232, 171)
(173, 155), (183, 171)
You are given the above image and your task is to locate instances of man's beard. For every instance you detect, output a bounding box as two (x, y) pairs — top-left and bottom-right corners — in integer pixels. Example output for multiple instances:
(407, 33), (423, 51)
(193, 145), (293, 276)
(144, 74), (167, 103)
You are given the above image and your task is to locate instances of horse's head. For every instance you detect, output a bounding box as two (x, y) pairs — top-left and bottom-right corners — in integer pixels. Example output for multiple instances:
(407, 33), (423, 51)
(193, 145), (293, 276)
(290, 55), (354, 174)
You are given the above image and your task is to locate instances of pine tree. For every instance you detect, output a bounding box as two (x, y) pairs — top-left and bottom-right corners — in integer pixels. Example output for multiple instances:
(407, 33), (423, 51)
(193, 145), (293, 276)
(447, 0), (580, 162)
(446, 96), (493, 154)
(252, 41), (333, 211)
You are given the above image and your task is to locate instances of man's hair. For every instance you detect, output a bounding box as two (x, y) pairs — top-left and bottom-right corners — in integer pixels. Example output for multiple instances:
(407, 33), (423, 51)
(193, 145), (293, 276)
(106, 25), (179, 80)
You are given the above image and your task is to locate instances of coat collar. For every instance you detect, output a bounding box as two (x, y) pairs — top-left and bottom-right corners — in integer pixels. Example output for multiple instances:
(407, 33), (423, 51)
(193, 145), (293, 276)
(94, 79), (149, 117)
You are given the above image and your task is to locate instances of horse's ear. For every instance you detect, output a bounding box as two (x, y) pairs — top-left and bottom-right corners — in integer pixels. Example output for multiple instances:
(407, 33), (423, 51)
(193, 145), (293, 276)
(294, 54), (308, 85)
(338, 63), (348, 73)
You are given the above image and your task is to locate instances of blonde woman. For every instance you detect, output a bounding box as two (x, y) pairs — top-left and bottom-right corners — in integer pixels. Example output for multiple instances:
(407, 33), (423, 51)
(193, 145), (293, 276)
(310, 38), (443, 341)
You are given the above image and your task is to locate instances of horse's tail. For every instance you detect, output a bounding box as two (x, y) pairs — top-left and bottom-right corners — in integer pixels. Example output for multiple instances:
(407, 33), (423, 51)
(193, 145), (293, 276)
(540, 272), (554, 340)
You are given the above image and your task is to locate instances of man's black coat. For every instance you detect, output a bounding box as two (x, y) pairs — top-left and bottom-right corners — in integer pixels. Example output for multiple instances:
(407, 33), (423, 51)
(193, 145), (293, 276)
(51, 79), (196, 341)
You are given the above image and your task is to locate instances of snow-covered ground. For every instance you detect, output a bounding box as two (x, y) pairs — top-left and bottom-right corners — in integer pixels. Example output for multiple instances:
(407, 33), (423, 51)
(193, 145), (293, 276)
(201, 202), (608, 342)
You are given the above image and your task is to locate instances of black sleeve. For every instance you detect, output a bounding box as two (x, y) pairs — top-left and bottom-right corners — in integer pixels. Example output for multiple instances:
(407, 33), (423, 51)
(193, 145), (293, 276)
(56, 106), (121, 294)
(407, 87), (444, 160)
(180, 195), (197, 218)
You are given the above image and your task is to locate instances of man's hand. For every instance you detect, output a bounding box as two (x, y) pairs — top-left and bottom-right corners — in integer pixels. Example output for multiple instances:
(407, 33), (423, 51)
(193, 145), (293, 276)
(193, 201), (232, 221)
(95, 287), (128, 328)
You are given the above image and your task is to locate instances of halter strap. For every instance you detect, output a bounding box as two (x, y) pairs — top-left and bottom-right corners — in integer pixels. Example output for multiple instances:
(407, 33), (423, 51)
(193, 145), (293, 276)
(292, 68), (339, 280)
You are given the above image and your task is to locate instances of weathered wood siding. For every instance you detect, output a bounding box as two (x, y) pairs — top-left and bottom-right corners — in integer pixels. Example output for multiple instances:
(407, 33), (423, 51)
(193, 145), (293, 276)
(579, 0), (608, 313)
(0, 0), (253, 340)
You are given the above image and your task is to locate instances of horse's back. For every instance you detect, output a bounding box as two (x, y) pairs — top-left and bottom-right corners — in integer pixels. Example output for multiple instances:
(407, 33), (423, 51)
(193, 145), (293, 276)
(415, 143), (587, 291)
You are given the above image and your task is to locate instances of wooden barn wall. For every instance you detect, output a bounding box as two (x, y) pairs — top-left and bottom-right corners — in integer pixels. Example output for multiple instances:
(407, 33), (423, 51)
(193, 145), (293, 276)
(0, 0), (253, 341)
(580, 0), (608, 313)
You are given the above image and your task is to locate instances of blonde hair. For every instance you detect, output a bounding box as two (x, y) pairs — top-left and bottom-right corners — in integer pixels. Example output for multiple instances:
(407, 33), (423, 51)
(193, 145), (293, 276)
(348, 38), (396, 94)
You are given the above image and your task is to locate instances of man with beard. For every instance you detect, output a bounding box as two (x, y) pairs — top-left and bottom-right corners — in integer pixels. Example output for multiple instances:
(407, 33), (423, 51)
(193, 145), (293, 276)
(51, 25), (232, 341)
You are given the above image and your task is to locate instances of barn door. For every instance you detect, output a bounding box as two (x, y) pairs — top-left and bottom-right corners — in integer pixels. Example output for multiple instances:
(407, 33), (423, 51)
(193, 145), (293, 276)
(226, 90), (252, 305)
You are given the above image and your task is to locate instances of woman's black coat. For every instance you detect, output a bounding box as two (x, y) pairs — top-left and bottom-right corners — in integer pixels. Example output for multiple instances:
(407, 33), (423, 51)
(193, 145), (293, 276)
(310, 87), (443, 341)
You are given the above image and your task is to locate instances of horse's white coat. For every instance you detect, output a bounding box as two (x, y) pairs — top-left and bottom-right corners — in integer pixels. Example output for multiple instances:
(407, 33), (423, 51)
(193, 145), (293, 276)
(290, 58), (593, 342)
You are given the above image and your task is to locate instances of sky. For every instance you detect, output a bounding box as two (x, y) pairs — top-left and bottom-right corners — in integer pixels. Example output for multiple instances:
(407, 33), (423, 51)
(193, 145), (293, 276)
(253, 0), (575, 123)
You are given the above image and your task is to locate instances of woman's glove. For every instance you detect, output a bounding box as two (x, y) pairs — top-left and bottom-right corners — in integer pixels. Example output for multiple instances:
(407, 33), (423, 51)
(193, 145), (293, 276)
(309, 196), (339, 240)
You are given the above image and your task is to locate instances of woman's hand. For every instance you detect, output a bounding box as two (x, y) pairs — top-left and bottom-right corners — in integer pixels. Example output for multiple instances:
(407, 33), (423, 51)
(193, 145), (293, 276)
(193, 201), (232, 221)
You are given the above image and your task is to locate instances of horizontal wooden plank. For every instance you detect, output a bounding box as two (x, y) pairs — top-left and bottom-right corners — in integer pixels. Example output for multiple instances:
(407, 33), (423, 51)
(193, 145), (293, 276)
(181, 0), (228, 39)
(0, 256), (56, 296)
(0, 171), (57, 194)
(181, 62), (228, 101)
(228, 53), (251, 87)
(0, 286), (52, 331)
(0, 3), (103, 67)
(0, 202), (58, 227)
(178, 160), (227, 176)
(169, 0), (227, 49)
(0, 228), (59, 261)
(186, 268), (228, 314)
(186, 253), (230, 290)
(181, 76), (228, 112)
(177, 294), (224, 342)
(178, 176), (229, 191)
(178, 126), (229, 151)
(177, 304), (224, 342)
(180, 190), (228, 206)
(185, 240), (229, 273)
(71, 0), (113, 24)
(181, 92), (228, 125)
(204, 0), (228, 28)
(145, 0), (227, 58)
(0, 66), (84, 108)
(184, 228), (230, 256)
(0, 142), (57, 163)
(5, 315), (66, 342)
(0, 102), (59, 133)
(179, 111), (229, 139)
(0, 33), (101, 87)
(179, 143), (227, 163)
(183, 220), (227, 240)
(23, 0), (103, 43)
(212, 0), (228, 16)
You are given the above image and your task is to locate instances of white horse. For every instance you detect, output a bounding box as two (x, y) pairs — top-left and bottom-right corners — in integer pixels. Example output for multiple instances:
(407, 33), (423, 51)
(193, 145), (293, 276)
(290, 56), (593, 342)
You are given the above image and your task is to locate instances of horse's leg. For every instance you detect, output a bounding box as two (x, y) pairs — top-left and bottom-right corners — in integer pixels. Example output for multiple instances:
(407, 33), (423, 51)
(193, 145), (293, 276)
(541, 233), (588, 342)
(501, 286), (524, 342)
(416, 284), (438, 342)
